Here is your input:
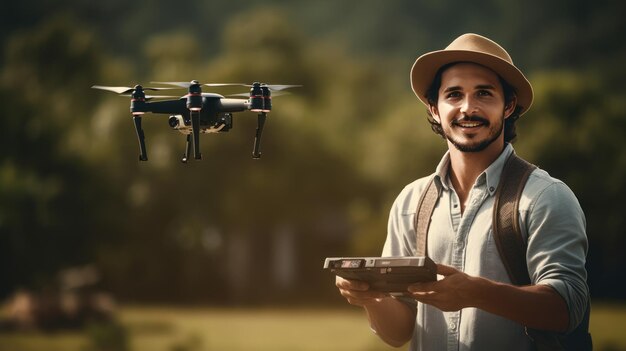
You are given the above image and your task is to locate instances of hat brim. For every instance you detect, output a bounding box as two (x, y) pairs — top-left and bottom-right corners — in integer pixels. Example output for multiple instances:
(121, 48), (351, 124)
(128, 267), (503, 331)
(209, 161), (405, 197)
(410, 50), (533, 115)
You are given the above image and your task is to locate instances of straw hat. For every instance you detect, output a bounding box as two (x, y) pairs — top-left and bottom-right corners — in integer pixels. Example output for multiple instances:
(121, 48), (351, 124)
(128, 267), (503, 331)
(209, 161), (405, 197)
(410, 33), (533, 115)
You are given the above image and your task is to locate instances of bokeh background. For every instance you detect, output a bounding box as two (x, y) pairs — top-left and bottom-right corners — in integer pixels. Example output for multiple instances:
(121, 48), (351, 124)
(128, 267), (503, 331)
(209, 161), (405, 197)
(1, 0), (625, 350)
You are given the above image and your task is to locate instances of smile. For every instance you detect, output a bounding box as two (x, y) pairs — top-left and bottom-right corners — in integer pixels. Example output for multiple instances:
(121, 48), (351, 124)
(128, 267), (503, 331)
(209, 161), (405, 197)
(456, 121), (483, 128)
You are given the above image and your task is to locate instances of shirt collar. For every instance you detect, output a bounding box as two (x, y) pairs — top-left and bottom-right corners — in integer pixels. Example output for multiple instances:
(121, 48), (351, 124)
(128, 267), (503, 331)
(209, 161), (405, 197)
(483, 143), (514, 196)
(434, 150), (452, 191)
(433, 143), (515, 196)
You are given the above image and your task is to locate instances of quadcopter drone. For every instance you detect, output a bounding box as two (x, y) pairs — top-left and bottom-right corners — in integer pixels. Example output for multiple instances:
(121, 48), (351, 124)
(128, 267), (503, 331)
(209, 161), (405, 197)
(92, 80), (300, 163)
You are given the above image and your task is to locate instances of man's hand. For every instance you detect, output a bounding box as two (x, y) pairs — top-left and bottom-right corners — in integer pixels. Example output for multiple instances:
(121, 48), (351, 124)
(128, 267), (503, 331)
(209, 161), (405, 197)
(335, 275), (417, 347)
(407, 264), (477, 311)
(335, 276), (388, 307)
(407, 264), (569, 332)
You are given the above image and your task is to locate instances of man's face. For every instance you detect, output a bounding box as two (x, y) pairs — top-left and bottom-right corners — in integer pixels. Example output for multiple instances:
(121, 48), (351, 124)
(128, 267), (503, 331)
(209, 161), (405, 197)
(429, 63), (515, 153)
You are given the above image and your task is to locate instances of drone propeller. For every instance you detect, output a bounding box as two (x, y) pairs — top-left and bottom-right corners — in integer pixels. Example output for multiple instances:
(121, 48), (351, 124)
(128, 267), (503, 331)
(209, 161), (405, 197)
(256, 84), (302, 91)
(91, 85), (177, 95)
(204, 83), (247, 87)
(149, 81), (197, 89)
(151, 81), (250, 89)
(203, 83), (301, 92)
(151, 82), (302, 92)
(227, 91), (290, 98)
(120, 94), (179, 101)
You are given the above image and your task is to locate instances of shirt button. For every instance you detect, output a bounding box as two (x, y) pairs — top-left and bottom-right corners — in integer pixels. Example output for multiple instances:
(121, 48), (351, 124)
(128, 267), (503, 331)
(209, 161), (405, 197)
(489, 186), (495, 192)
(449, 322), (457, 331)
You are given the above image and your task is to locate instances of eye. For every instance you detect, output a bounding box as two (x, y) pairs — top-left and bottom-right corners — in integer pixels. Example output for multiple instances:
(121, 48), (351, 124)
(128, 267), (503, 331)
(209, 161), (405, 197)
(445, 91), (462, 99)
(477, 90), (493, 97)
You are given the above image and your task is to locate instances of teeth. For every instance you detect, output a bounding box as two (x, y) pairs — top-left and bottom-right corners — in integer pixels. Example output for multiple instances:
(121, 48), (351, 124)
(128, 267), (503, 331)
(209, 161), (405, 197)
(458, 122), (481, 128)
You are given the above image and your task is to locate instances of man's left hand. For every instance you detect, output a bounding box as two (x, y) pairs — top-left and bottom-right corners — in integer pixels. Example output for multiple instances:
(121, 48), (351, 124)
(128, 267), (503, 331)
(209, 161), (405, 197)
(407, 264), (478, 311)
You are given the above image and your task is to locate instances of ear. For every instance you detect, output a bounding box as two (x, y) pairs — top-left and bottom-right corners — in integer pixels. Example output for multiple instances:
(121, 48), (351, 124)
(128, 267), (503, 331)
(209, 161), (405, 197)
(504, 96), (517, 119)
(428, 104), (441, 123)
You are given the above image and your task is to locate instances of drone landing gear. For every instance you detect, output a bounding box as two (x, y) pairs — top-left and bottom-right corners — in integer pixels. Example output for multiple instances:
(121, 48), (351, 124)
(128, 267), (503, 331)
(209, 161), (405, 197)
(191, 111), (202, 160)
(252, 112), (267, 159)
(133, 115), (148, 161)
(181, 134), (193, 163)
(181, 111), (202, 163)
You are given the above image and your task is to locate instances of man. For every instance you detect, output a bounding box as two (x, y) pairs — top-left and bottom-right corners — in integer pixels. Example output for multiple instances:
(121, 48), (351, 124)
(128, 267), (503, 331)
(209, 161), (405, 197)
(335, 33), (589, 350)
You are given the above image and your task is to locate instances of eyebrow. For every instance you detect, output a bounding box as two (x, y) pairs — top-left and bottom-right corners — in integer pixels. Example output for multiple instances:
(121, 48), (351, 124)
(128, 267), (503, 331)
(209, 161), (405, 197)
(442, 86), (462, 94)
(475, 84), (497, 90)
(442, 84), (496, 93)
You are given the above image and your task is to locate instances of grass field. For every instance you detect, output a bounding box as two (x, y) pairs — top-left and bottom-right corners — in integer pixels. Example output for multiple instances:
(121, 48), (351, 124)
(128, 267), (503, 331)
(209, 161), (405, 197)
(1, 303), (625, 351)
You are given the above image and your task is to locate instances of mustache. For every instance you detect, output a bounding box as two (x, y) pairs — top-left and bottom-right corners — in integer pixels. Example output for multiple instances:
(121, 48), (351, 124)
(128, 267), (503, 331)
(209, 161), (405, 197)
(451, 115), (490, 126)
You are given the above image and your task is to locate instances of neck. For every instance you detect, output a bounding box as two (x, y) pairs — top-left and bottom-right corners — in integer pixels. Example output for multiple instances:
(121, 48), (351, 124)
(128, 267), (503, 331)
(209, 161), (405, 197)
(447, 139), (505, 208)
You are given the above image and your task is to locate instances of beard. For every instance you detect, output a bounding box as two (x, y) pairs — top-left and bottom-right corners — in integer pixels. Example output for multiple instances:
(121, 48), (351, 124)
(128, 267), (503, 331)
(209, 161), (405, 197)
(443, 115), (504, 153)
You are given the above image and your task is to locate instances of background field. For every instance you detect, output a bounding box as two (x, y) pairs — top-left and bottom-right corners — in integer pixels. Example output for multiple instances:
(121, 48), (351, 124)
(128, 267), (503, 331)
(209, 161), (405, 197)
(1, 303), (624, 351)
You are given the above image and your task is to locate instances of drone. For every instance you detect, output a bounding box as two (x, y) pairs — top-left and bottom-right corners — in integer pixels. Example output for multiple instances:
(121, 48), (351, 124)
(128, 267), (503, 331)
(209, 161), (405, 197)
(92, 80), (300, 163)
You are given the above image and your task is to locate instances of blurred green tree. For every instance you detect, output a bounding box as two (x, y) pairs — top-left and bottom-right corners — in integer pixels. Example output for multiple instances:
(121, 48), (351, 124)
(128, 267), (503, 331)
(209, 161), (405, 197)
(0, 15), (115, 297)
(516, 69), (626, 299)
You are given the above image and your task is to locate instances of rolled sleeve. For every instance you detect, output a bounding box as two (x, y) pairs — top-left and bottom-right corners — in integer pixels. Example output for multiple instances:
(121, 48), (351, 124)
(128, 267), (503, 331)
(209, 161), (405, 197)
(525, 181), (589, 332)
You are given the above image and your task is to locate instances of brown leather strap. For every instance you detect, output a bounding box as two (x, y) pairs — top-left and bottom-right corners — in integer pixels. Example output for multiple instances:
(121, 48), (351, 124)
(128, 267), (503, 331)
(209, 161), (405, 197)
(414, 176), (440, 257)
(492, 152), (536, 286)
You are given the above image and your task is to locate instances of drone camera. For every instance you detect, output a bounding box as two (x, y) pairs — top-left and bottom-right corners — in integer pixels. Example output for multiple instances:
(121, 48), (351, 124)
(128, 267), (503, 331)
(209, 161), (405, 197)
(168, 116), (180, 128)
(218, 113), (233, 132)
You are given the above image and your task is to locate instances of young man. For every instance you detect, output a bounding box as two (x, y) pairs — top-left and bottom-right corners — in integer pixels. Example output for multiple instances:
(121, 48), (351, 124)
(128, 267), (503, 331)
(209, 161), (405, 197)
(335, 34), (589, 350)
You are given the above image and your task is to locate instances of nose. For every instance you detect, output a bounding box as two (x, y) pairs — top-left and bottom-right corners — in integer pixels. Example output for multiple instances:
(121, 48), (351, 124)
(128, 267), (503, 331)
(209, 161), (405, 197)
(460, 95), (478, 116)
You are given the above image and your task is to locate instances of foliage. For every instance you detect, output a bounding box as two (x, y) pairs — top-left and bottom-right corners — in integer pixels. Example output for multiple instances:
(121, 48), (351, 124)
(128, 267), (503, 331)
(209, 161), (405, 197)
(0, 15), (115, 297)
(516, 69), (626, 299)
(0, 1), (625, 304)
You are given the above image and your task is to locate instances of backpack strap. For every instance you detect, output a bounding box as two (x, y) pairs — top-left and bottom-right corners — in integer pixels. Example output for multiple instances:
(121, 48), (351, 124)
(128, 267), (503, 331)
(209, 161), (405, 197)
(493, 153), (593, 350)
(414, 176), (440, 257)
(492, 152), (536, 286)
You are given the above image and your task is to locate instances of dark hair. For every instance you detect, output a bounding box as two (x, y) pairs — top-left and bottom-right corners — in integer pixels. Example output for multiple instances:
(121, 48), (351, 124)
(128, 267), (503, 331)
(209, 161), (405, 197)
(424, 62), (522, 143)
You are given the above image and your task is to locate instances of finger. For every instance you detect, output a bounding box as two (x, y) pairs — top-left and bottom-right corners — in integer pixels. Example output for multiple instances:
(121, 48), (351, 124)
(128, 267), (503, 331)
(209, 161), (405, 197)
(407, 282), (435, 293)
(436, 264), (458, 276)
(340, 288), (386, 300)
(346, 296), (383, 307)
(335, 276), (370, 291)
(340, 291), (387, 307)
(407, 291), (436, 306)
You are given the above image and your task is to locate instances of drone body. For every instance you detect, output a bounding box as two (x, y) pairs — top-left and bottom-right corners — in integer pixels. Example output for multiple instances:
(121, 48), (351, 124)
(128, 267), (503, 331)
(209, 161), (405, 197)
(92, 80), (300, 163)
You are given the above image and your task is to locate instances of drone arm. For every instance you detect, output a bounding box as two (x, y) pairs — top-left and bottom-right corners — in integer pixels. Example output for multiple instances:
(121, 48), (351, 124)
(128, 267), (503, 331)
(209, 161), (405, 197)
(218, 98), (249, 112)
(133, 116), (148, 161)
(145, 99), (187, 115)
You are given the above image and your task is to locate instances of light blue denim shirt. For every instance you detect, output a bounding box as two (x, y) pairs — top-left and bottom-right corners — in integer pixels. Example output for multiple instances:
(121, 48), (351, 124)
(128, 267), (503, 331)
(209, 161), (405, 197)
(382, 144), (589, 351)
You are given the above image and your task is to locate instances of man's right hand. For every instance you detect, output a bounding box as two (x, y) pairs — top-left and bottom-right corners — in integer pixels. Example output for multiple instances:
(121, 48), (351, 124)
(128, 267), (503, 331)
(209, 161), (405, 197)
(335, 275), (416, 347)
(335, 276), (388, 307)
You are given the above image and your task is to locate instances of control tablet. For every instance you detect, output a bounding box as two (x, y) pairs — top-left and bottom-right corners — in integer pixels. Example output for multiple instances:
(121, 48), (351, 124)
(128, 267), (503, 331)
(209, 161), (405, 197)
(324, 256), (436, 293)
